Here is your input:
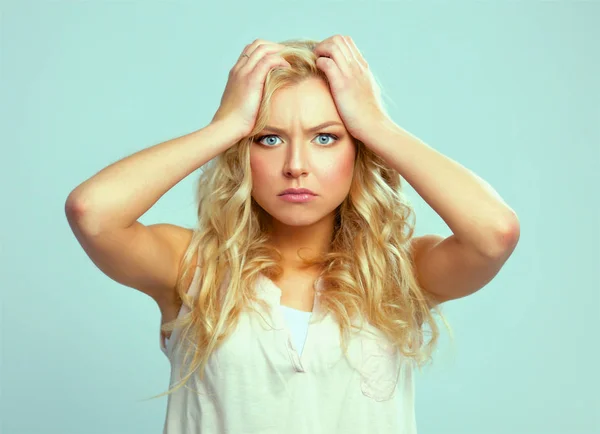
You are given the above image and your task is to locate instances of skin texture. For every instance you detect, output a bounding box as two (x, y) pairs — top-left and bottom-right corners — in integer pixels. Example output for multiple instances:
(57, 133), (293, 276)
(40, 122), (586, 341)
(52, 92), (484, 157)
(250, 77), (356, 273)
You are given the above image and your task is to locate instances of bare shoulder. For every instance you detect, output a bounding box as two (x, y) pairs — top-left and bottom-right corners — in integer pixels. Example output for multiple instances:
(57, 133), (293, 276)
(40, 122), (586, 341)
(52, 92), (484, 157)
(150, 223), (195, 253)
(409, 234), (444, 253)
(150, 224), (199, 311)
(408, 231), (515, 306)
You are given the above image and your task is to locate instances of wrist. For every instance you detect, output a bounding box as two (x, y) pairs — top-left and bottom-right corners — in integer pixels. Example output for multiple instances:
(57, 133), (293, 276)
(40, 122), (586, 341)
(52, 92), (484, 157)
(210, 116), (251, 141)
(208, 119), (247, 143)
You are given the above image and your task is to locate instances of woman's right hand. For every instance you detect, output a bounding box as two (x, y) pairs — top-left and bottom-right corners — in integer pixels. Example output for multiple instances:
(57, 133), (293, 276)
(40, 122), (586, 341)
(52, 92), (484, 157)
(211, 39), (291, 140)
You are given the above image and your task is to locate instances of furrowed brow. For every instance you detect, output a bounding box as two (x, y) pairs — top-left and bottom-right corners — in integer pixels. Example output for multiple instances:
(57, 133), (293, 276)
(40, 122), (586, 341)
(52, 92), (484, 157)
(262, 121), (344, 135)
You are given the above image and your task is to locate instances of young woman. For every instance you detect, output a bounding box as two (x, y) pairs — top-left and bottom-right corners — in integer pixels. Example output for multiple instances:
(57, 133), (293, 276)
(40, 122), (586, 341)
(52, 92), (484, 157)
(65, 35), (520, 434)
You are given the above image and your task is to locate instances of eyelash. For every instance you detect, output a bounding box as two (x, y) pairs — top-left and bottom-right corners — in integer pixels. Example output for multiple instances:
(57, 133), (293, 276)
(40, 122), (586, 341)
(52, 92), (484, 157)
(254, 133), (339, 147)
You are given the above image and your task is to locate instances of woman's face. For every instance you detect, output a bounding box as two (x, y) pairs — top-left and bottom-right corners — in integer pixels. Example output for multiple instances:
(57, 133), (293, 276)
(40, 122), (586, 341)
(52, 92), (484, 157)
(250, 77), (357, 228)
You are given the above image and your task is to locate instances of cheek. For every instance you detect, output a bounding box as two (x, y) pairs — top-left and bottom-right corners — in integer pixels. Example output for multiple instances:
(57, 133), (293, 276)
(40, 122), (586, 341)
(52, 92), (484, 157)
(250, 154), (275, 199)
(318, 150), (355, 183)
(250, 154), (269, 180)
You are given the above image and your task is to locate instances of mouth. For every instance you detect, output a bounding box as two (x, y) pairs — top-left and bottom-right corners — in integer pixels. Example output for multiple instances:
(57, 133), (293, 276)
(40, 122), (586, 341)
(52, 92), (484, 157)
(278, 192), (317, 203)
(278, 188), (317, 196)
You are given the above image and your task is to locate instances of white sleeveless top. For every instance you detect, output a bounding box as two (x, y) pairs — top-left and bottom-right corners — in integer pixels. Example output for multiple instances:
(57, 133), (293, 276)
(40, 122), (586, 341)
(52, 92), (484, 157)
(159, 264), (417, 434)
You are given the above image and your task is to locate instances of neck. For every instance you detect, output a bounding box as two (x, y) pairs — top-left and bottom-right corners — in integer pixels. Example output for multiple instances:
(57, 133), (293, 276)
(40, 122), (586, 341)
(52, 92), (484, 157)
(268, 212), (335, 273)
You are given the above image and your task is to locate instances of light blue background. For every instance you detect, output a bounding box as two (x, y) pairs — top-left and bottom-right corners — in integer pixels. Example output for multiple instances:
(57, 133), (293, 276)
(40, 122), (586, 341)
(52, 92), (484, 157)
(2, 1), (598, 433)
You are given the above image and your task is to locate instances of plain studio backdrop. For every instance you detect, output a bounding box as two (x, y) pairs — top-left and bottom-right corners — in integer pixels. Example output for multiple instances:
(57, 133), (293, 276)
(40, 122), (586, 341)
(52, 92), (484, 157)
(2, 1), (598, 433)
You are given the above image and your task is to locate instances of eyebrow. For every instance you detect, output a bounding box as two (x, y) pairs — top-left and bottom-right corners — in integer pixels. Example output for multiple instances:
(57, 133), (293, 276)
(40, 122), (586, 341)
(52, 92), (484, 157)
(262, 121), (344, 135)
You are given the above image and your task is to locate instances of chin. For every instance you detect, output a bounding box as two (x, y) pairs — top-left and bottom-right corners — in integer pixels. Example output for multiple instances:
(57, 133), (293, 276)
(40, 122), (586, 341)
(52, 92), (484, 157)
(268, 211), (324, 227)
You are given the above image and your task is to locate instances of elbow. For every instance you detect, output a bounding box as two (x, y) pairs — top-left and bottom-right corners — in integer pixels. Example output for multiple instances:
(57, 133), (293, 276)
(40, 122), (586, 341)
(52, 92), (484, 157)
(65, 192), (97, 235)
(489, 213), (521, 259)
(65, 192), (86, 223)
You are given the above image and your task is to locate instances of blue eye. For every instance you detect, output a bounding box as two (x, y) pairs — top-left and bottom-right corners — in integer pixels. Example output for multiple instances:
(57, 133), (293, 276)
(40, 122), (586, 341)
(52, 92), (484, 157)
(256, 135), (281, 146)
(254, 133), (338, 147)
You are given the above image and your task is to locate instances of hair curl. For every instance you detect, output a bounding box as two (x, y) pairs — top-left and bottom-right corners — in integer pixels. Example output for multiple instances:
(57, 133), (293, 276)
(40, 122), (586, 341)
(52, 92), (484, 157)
(143, 38), (452, 401)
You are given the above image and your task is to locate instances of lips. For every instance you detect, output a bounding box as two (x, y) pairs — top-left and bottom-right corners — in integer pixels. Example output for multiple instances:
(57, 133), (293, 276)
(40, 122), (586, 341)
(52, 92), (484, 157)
(279, 188), (316, 196)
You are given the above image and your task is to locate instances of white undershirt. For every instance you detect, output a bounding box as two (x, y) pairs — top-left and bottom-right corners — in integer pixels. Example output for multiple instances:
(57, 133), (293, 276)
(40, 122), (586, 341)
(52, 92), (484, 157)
(279, 304), (312, 356)
(164, 304), (312, 354)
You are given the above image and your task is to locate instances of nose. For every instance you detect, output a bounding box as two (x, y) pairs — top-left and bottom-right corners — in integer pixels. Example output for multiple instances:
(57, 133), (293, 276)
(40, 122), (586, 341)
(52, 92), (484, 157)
(282, 143), (310, 178)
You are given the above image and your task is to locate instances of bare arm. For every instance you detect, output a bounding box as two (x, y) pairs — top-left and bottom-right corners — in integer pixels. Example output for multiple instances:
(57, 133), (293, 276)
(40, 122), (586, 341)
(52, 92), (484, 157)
(65, 119), (244, 234)
(63, 120), (244, 303)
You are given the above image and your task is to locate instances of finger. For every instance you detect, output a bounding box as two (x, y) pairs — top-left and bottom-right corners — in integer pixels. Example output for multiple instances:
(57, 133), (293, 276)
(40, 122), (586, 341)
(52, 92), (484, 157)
(314, 35), (353, 76)
(250, 53), (291, 83)
(315, 56), (343, 85)
(343, 36), (368, 68)
(232, 42), (283, 74)
(240, 44), (289, 75)
(243, 39), (286, 61)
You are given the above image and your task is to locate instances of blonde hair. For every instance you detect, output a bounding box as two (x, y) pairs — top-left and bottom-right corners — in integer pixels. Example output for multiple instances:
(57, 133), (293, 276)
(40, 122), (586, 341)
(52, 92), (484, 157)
(145, 38), (452, 401)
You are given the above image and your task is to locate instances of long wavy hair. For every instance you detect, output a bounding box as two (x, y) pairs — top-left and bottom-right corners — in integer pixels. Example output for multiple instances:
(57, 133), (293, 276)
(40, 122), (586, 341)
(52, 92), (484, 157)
(145, 38), (452, 400)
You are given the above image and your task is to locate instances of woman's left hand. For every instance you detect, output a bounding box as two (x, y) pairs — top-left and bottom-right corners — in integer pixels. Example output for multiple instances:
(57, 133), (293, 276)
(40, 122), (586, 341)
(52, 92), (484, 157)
(313, 35), (391, 145)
